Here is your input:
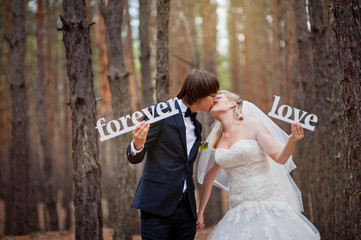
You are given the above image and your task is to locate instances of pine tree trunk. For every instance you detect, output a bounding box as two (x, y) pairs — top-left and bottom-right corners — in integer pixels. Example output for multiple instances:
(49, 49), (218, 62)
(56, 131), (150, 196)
(183, 0), (199, 69)
(124, 0), (138, 111)
(61, 0), (103, 238)
(62, 77), (73, 231)
(139, 0), (153, 107)
(95, 8), (111, 115)
(244, 0), (271, 110)
(169, 0), (189, 96)
(6, 0), (30, 235)
(36, 0), (59, 231)
(200, 0), (223, 227)
(0, 0), (12, 204)
(229, 0), (245, 95)
(333, 0), (361, 238)
(156, 0), (170, 102)
(98, 0), (139, 239)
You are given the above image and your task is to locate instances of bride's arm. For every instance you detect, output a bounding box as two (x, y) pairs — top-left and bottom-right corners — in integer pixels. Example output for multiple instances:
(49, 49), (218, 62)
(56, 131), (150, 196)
(253, 119), (304, 164)
(269, 123), (304, 164)
(196, 162), (221, 230)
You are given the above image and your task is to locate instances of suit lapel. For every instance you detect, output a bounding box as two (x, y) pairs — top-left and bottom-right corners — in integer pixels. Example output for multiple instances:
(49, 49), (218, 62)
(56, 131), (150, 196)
(188, 120), (202, 161)
(173, 100), (187, 155)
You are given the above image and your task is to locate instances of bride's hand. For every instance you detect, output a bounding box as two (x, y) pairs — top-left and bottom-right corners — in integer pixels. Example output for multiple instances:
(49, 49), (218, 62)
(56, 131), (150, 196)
(196, 212), (205, 230)
(290, 123), (304, 142)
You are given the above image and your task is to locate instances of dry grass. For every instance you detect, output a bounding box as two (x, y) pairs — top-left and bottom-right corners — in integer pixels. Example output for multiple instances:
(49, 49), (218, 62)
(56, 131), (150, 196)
(0, 227), (214, 240)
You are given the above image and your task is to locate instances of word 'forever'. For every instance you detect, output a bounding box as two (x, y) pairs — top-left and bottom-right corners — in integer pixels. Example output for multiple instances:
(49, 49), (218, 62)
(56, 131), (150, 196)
(268, 95), (318, 131)
(96, 99), (180, 142)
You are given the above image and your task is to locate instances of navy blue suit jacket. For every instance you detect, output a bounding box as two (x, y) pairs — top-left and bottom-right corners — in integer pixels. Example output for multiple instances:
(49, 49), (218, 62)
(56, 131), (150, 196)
(126, 100), (202, 219)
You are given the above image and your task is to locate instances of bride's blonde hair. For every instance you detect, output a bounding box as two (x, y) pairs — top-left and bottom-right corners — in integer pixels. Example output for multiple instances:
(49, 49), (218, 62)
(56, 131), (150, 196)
(211, 90), (243, 148)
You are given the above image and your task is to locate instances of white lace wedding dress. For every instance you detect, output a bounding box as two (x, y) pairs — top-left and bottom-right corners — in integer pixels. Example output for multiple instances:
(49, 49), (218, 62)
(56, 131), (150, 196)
(207, 140), (320, 240)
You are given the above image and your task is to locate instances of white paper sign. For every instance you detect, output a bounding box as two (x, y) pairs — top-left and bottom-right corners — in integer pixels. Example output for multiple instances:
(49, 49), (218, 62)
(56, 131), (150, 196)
(268, 95), (318, 131)
(96, 99), (180, 142)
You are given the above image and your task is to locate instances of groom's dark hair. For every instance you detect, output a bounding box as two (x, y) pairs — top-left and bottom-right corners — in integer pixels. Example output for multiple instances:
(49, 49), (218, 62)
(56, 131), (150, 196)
(176, 69), (219, 105)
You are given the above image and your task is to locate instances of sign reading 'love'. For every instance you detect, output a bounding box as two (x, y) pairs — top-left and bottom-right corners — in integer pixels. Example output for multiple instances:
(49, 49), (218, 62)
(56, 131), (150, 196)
(268, 95), (318, 131)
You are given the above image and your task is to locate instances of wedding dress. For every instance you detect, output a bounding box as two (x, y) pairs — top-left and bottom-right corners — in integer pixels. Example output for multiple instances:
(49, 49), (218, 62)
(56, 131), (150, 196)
(207, 139), (320, 240)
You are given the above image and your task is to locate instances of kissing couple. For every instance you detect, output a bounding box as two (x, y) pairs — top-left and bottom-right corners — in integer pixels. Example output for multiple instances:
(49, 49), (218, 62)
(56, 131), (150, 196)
(126, 69), (320, 240)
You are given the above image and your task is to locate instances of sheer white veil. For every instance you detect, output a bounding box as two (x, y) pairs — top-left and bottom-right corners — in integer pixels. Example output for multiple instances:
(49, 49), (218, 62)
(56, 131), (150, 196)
(197, 100), (304, 212)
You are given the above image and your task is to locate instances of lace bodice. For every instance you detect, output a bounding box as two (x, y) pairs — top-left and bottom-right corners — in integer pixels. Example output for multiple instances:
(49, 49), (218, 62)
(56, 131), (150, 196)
(215, 140), (286, 208)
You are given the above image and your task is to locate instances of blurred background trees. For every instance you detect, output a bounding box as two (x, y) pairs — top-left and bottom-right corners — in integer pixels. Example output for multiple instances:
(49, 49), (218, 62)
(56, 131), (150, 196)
(0, 0), (360, 239)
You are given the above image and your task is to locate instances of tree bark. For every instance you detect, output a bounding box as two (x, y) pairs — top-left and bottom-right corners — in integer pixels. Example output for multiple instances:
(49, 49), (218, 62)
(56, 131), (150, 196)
(36, 0), (59, 231)
(244, 0), (269, 110)
(61, 0), (103, 238)
(333, 0), (361, 238)
(95, 8), (111, 115)
(62, 75), (73, 231)
(169, 0), (193, 96)
(201, 0), (218, 76)
(6, 0), (30, 235)
(0, 0), (12, 203)
(139, 0), (153, 107)
(156, 0), (170, 102)
(98, 0), (139, 239)
(229, 0), (245, 95)
(123, 0), (138, 111)
(200, 0), (223, 226)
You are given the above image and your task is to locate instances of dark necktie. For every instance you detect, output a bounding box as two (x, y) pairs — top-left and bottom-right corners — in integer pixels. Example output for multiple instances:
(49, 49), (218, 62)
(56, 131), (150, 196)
(185, 108), (197, 122)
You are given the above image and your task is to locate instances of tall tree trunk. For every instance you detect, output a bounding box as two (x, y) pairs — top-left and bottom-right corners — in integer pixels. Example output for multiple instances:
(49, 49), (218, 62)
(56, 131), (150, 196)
(288, 0), (315, 220)
(333, 0), (361, 238)
(169, 0), (191, 97)
(61, 0), (103, 238)
(95, 8), (111, 115)
(0, 0), (12, 203)
(3, 0), (12, 233)
(306, 0), (333, 235)
(6, 0), (30, 235)
(270, 0), (287, 99)
(200, 0), (223, 227)
(201, 0), (218, 75)
(229, 0), (245, 95)
(139, 0), (153, 107)
(36, 0), (59, 231)
(156, 0), (170, 102)
(183, 0), (199, 70)
(123, 0), (138, 111)
(244, 0), (269, 110)
(291, 0), (359, 238)
(62, 75), (73, 231)
(98, 0), (139, 239)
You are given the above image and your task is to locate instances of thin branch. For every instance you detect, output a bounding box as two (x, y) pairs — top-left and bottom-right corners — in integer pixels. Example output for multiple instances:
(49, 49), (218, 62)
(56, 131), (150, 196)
(171, 54), (197, 68)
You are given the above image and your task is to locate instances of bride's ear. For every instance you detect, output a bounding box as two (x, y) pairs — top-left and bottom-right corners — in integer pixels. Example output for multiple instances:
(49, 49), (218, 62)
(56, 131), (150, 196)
(229, 101), (237, 109)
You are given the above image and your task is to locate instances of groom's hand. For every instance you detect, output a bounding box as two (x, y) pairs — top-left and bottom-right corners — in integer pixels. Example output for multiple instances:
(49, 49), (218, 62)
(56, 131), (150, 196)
(133, 121), (150, 150)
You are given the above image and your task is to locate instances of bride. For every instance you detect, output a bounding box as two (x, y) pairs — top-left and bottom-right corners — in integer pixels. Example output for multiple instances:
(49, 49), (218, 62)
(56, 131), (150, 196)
(196, 90), (320, 240)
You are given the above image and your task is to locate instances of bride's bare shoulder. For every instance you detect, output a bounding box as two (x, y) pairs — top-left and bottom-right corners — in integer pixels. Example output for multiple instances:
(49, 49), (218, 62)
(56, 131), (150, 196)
(243, 118), (268, 134)
(244, 117), (264, 126)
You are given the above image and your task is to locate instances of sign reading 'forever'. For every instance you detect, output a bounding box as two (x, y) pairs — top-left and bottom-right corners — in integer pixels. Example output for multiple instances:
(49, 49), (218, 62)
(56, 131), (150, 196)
(268, 95), (318, 131)
(96, 99), (180, 142)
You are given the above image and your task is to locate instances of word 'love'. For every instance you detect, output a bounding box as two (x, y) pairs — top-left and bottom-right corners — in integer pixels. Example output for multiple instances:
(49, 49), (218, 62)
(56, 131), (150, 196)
(96, 99), (179, 142)
(268, 95), (318, 131)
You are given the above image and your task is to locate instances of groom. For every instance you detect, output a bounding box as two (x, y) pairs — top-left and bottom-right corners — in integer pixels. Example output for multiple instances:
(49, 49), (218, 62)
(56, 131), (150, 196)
(126, 69), (219, 240)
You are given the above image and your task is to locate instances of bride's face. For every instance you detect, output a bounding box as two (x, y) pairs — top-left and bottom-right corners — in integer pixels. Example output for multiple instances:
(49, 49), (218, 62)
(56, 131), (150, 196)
(210, 93), (230, 117)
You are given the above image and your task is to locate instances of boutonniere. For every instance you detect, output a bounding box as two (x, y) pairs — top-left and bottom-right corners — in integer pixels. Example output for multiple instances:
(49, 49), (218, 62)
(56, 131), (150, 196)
(199, 141), (208, 151)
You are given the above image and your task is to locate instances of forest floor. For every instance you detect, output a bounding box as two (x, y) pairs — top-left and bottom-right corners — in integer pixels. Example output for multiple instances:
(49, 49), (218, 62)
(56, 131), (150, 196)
(0, 227), (213, 240)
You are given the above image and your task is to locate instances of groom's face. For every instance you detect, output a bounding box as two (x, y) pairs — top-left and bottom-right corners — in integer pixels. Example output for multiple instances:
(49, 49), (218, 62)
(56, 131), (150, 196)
(210, 93), (228, 116)
(195, 93), (218, 112)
